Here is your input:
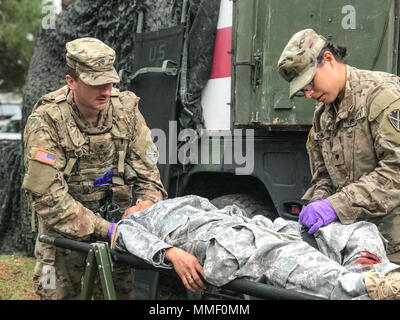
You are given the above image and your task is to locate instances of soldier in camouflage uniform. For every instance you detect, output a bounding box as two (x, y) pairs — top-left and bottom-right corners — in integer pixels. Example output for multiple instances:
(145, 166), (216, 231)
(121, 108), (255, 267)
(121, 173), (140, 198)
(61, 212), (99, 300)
(277, 29), (400, 298)
(22, 37), (167, 299)
(113, 195), (400, 299)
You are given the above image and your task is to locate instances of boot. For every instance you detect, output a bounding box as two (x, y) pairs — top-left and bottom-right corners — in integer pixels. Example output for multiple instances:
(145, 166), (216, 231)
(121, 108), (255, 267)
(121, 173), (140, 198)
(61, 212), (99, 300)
(365, 271), (400, 300)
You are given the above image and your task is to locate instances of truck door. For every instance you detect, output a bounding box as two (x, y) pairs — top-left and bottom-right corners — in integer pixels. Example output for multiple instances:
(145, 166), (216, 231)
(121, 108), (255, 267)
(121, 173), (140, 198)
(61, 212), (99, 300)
(233, 0), (400, 127)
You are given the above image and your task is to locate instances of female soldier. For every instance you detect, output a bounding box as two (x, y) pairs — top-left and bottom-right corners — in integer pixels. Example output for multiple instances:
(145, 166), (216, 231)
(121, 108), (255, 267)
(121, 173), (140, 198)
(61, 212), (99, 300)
(277, 29), (400, 267)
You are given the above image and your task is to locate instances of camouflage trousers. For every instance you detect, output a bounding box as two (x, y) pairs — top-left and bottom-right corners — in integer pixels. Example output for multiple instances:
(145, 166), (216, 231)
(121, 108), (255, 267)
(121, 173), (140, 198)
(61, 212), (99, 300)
(33, 222), (135, 300)
(177, 218), (400, 300)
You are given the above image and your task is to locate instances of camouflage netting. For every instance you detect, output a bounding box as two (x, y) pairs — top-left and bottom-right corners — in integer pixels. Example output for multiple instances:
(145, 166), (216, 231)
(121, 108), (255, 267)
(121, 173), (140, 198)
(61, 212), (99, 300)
(0, 0), (219, 255)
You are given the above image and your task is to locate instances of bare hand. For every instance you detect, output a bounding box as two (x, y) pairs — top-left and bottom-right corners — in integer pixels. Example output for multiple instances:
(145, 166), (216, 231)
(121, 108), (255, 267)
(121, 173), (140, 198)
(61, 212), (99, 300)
(165, 247), (206, 292)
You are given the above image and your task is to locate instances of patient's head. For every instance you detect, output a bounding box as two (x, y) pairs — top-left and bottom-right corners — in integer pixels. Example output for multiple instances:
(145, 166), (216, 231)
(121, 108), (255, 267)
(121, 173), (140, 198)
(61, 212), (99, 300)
(123, 199), (154, 218)
(134, 199), (154, 212)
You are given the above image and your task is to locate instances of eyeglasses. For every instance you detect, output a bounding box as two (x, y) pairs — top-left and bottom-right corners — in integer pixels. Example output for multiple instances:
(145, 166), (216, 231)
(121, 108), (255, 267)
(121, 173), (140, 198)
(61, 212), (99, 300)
(302, 80), (314, 93)
(294, 80), (314, 97)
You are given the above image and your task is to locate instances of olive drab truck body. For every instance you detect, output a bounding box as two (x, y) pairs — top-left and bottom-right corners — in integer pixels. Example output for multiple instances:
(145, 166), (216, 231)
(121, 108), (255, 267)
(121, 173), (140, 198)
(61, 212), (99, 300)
(122, 0), (400, 299)
(135, 0), (400, 221)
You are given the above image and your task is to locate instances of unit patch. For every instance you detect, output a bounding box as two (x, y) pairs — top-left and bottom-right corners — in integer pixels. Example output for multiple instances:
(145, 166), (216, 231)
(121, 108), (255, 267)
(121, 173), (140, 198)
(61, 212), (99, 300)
(34, 149), (57, 166)
(388, 109), (400, 132)
(146, 146), (158, 165)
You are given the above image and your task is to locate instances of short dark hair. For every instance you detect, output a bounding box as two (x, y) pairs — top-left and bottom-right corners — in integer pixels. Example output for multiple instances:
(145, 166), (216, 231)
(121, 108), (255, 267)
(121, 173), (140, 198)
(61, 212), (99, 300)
(317, 43), (348, 64)
(65, 65), (79, 81)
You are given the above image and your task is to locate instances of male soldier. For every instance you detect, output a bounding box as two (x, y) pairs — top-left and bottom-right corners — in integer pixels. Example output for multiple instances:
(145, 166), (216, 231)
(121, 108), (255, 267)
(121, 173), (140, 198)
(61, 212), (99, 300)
(22, 37), (167, 299)
(277, 29), (400, 297)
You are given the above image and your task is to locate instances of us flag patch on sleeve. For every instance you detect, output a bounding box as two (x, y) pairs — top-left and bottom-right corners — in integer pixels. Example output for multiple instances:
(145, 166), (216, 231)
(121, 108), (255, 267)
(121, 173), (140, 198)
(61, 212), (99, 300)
(34, 149), (57, 166)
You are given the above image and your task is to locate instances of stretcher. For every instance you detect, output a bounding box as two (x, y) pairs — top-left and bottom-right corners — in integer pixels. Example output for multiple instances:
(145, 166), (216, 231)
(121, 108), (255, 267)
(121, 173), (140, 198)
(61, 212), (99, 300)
(38, 234), (327, 300)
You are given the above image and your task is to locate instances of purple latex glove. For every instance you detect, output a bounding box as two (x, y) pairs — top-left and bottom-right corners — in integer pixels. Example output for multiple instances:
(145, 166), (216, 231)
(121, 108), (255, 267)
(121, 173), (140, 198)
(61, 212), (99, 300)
(299, 199), (337, 234)
(107, 223), (117, 240)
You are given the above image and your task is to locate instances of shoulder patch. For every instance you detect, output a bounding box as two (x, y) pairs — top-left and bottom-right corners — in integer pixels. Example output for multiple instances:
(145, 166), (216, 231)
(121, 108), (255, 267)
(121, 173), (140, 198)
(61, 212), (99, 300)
(388, 109), (400, 132)
(369, 89), (400, 121)
(146, 145), (158, 165)
(34, 149), (57, 166)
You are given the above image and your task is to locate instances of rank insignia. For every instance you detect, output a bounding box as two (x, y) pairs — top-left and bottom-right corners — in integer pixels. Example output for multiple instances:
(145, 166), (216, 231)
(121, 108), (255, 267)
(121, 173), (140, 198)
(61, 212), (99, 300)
(146, 146), (158, 165)
(388, 109), (400, 132)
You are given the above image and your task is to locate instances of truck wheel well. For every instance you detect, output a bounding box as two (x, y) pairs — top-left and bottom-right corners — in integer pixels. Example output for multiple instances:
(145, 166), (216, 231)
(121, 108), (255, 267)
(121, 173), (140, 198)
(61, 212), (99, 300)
(211, 193), (278, 220)
(176, 172), (274, 208)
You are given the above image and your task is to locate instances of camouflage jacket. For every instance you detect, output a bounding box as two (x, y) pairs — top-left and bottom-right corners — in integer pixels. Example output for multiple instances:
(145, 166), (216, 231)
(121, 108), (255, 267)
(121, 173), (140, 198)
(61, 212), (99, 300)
(22, 86), (167, 240)
(303, 65), (400, 256)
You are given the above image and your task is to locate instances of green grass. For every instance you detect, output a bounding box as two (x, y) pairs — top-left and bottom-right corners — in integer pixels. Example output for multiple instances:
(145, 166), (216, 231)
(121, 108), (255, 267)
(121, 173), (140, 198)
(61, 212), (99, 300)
(0, 254), (186, 300)
(0, 255), (39, 300)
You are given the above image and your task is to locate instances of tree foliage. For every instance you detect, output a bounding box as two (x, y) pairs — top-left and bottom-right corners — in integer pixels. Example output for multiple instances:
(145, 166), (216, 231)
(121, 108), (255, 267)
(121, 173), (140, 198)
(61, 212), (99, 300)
(0, 0), (44, 93)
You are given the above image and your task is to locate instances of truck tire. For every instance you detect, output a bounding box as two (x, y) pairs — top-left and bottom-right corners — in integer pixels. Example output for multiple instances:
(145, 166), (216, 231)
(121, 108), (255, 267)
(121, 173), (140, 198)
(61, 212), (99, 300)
(210, 194), (277, 220)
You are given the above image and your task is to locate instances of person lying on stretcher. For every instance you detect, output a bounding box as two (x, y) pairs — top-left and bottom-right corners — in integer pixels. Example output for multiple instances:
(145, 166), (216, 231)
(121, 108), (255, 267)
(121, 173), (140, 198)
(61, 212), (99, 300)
(111, 195), (400, 300)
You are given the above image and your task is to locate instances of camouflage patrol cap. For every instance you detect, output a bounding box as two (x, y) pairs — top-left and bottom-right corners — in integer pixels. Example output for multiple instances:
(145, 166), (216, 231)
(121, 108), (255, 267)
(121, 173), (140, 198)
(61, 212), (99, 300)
(66, 37), (120, 86)
(277, 29), (326, 99)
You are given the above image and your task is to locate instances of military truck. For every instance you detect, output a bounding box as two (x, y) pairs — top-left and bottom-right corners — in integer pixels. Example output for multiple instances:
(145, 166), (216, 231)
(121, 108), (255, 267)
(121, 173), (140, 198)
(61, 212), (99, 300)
(125, 0), (398, 221)
(114, 0), (400, 299)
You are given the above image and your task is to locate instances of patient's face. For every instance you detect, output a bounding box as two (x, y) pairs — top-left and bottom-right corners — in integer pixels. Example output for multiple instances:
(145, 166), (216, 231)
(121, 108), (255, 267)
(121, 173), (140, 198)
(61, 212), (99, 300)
(137, 199), (154, 211)
(123, 199), (155, 218)
(131, 199), (154, 213)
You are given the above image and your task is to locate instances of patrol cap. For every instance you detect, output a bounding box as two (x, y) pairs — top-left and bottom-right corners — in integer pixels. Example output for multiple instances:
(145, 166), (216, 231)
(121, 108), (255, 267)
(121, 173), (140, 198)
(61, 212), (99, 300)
(277, 29), (326, 99)
(66, 37), (120, 86)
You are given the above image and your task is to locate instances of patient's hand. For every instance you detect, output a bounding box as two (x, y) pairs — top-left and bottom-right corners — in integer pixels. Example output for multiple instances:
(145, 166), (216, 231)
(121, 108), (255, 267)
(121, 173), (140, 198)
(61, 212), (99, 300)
(122, 199), (154, 218)
(165, 247), (206, 292)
